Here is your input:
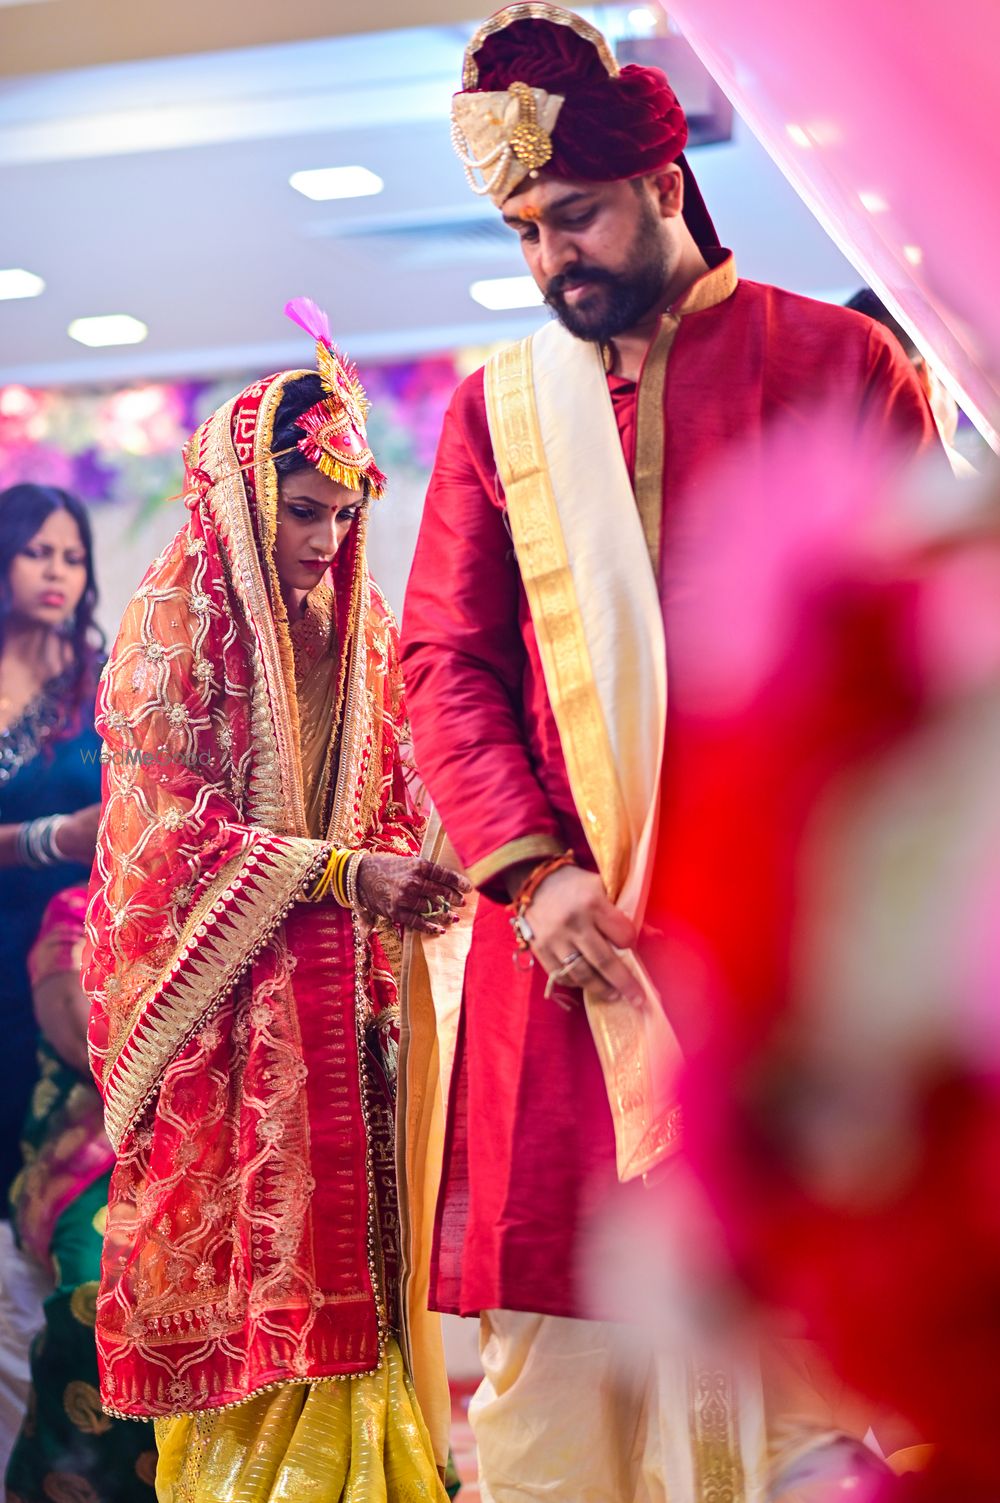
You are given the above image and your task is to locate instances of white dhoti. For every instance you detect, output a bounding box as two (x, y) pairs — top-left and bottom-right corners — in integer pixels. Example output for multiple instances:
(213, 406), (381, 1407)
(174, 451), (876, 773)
(471, 1309), (765, 1503)
(470, 1310), (884, 1503)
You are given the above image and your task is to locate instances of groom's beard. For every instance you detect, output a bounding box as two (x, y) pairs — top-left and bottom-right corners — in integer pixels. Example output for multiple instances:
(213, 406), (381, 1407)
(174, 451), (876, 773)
(544, 200), (670, 342)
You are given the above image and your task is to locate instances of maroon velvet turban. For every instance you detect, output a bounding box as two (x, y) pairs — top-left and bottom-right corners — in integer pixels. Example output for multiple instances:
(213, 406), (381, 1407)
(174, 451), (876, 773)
(460, 8), (719, 246)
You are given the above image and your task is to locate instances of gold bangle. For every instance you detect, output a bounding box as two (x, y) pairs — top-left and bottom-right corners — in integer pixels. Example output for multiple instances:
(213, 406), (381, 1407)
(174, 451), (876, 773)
(331, 849), (351, 907)
(305, 847), (338, 903)
(329, 847), (348, 901)
(306, 847), (362, 907)
(318, 852), (342, 902)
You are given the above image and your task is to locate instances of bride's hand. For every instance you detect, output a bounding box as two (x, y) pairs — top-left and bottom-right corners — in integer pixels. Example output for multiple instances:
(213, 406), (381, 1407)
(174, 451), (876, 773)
(355, 854), (470, 934)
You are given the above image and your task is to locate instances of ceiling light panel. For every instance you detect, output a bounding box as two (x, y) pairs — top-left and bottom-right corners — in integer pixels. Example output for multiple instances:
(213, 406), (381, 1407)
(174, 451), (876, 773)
(289, 166), (384, 201)
(0, 268), (45, 300)
(68, 314), (148, 347)
(470, 276), (545, 311)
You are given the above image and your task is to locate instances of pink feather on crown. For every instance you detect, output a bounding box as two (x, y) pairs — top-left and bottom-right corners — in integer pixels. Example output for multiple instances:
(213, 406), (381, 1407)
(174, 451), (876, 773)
(284, 296), (332, 349)
(281, 296), (386, 498)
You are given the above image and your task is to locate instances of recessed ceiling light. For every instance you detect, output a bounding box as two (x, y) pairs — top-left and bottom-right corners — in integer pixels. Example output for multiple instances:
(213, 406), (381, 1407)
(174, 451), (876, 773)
(289, 166), (384, 201)
(858, 191), (889, 215)
(68, 314), (148, 347)
(0, 268), (45, 301)
(626, 6), (658, 33)
(903, 245), (924, 267)
(470, 276), (545, 311)
(784, 124), (812, 149)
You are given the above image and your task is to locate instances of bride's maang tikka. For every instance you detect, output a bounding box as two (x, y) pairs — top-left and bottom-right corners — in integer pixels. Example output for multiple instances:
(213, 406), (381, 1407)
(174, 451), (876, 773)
(283, 297), (387, 499)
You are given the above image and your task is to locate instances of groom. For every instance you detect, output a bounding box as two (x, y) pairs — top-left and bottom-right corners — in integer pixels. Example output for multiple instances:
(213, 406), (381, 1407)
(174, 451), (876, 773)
(402, 6), (937, 1498)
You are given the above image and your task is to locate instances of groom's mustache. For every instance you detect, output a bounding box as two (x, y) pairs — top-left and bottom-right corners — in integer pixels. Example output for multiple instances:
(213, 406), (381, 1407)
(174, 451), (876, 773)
(545, 266), (617, 300)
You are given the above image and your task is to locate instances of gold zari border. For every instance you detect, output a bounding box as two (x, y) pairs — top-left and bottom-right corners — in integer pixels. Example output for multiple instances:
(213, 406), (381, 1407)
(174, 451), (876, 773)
(462, 4), (619, 89)
(486, 336), (630, 896)
(633, 315), (679, 573)
(467, 833), (564, 889)
(102, 836), (319, 1150)
(691, 1364), (747, 1503)
(674, 251), (739, 315)
(486, 335), (673, 1183)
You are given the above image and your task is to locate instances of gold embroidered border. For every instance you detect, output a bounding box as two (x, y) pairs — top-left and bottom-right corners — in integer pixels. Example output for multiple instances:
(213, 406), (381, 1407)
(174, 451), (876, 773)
(631, 254), (738, 575)
(485, 337), (630, 896)
(486, 332), (685, 1184)
(107, 843), (252, 1075)
(397, 811), (463, 1466)
(253, 373), (309, 832)
(326, 533), (372, 846)
(102, 835), (320, 1151)
(633, 314), (679, 573)
(690, 1363), (747, 1503)
(462, 3), (619, 88)
(674, 251), (739, 316)
(108, 1359), (386, 1424)
(203, 372), (311, 838)
(466, 833), (564, 889)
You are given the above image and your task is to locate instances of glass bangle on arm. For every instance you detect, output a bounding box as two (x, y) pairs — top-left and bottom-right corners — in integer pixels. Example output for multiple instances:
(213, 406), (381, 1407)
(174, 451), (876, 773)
(304, 846), (366, 908)
(344, 850), (365, 909)
(16, 813), (70, 869)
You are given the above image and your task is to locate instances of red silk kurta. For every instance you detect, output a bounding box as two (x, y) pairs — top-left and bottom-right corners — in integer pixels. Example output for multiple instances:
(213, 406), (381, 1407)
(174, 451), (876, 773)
(402, 258), (937, 1320)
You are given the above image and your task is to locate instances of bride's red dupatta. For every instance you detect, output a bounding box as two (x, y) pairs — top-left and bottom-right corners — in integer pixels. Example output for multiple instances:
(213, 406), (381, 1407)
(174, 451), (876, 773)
(83, 371), (422, 1419)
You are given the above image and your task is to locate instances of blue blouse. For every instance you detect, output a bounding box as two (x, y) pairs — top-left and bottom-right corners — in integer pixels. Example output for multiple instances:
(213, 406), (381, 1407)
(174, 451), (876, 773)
(0, 672), (102, 1201)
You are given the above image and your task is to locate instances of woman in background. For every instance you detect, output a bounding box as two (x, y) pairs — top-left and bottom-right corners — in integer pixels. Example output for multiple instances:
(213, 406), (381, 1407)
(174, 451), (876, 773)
(0, 484), (105, 1195)
(0, 483), (105, 1476)
(6, 886), (156, 1503)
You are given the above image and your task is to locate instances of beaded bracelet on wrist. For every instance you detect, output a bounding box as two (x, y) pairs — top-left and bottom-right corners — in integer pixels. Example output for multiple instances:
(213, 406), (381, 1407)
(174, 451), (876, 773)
(510, 850), (575, 915)
(507, 850), (576, 966)
(344, 849), (365, 909)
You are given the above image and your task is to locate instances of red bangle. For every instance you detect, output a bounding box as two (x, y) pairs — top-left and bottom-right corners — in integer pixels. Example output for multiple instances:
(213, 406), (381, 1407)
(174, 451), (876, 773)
(509, 850), (576, 919)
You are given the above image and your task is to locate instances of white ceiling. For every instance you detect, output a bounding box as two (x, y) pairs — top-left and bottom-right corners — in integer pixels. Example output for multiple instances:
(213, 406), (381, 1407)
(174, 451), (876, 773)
(0, 6), (863, 388)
